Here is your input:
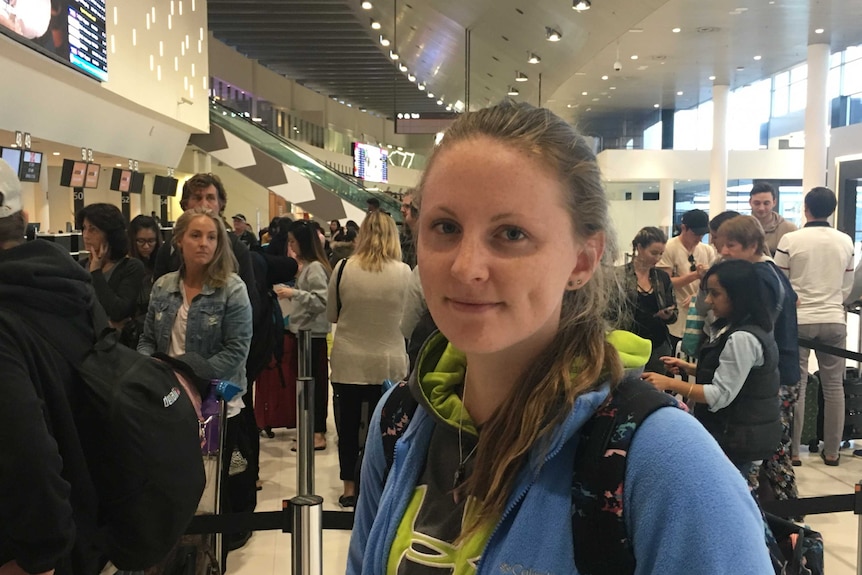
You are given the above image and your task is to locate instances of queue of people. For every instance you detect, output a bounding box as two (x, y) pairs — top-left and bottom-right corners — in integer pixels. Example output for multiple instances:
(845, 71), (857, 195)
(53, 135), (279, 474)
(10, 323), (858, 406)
(1, 101), (857, 574)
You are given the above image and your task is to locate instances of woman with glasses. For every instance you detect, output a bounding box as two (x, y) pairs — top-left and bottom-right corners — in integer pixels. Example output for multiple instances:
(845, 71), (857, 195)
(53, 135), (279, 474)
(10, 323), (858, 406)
(76, 203), (145, 344)
(123, 214), (163, 347)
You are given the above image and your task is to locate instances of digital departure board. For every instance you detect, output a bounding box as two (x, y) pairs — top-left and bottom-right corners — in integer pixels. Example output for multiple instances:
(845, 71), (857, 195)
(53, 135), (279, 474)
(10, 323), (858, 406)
(68, 0), (107, 81)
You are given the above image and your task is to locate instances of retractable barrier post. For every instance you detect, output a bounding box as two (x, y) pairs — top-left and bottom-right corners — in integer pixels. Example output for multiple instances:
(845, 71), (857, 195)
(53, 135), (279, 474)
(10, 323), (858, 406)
(291, 495), (323, 575)
(296, 329), (315, 495)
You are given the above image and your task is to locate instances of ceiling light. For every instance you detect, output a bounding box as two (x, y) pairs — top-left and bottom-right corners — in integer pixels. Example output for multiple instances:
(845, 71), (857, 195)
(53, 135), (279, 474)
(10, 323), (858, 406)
(407, 74), (416, 82)
(399, 63), (408, 72)
(609, 86), (616, 90)
(677, 91), (683, 95)
(630, 55), (639, 60)
(572, 0), (591, 11)
(371, 19), (381, 30)
(545, 27), (562, 42)
(654, 104), (660, 108)
(709, 75), (716, 80)
(672, 27), (681, 33)
(427, 92), (434, 98)
(507, 86), (520, 96)
(418, 82), (426, 90)
(446, 104), (453, 111)
(389, 50), (399, 60)
(815, 28), (824, 34)
(601, 75), (608, 80)
(361, 1), (372, 8)
(753, 55), (762, 60)
(515, 71), (528, 82)
(581, 91), (588, 95)
(437, 99), (443, 105)
(52, 151), (60, 156)
(379, 35), (390, 46)
(528, 53), (541, 64)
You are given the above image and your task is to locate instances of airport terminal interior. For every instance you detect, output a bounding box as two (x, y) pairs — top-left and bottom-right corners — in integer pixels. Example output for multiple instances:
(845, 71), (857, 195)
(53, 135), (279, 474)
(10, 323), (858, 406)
(4, 0), (862, 573)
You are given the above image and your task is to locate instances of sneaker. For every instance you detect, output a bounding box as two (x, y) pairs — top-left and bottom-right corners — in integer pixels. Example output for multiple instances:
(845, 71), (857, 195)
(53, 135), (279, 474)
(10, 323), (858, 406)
(228, 448), (248, 476)
(338, 494), (357, 508)
(853, 449), (862, 458)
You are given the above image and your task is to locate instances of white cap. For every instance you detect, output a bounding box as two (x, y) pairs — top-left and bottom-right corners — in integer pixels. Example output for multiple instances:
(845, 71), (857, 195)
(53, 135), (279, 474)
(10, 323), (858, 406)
(0, 158), (22, 218)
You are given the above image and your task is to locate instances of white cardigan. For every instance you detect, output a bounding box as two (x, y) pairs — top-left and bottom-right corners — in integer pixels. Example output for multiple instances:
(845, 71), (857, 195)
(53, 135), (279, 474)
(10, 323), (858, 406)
(327, 258), (412, 385)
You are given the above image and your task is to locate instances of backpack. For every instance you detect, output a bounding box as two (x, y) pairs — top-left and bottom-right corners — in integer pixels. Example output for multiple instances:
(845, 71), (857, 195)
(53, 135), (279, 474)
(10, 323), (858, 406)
(377, 376), (824, 575)
(6, 315), (207, 571)
(245, 251), (292, 382)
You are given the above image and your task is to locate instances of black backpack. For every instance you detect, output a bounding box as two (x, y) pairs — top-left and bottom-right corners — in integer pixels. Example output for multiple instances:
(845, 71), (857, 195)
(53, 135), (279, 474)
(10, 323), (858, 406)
(245, 251), (295, 382)
(7, 315), (207, 570)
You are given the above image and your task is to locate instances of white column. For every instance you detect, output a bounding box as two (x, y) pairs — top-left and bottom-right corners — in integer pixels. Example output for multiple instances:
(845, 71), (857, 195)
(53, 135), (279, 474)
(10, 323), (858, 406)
(659, 178), (674, 237)
(709, 84), (729, 218)
(803, 43), (830, 194)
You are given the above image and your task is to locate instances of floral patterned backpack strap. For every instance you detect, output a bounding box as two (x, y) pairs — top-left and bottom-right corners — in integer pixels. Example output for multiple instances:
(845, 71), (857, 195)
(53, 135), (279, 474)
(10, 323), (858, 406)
(571, 376), (684, 574)
(380, 380), (420, 477)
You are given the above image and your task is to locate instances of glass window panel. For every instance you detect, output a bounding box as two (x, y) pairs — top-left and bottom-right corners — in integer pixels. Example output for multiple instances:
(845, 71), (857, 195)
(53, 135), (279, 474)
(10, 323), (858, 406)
(643, 120), (662, 150)
(789, 81), (807, 112)
(831, 51), (843, 68)
(790, 64), (808, 83)
(846, 45), (862, 63)
(828, 66), (842, 100)
(696, 100), (713, 150)
(673, 108), (699, 150)
(773, 85), (789, 117)
(774, 71), (790, 88)
(844, 59), (862, 96)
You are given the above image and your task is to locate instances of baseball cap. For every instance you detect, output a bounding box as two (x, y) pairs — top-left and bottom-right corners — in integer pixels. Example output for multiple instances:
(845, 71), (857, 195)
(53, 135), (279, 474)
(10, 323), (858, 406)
(232, 213), (247, 222)
(0, 158), (23, 218)
(681, 209), (709, 235)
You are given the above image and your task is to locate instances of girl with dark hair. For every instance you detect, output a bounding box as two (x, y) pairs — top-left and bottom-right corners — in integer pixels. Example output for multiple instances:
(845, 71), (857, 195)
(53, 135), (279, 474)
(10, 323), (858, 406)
(618, 226), (677, 372)
(274, 220), (332, 450)
(643, 258), (782, 486)
(125, 214), (163, 347)
(76, 203), (145, 333)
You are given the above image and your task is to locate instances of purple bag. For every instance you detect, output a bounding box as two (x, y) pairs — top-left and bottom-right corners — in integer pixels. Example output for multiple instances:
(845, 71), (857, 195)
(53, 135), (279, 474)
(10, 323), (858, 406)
(199, 383), (221, 456)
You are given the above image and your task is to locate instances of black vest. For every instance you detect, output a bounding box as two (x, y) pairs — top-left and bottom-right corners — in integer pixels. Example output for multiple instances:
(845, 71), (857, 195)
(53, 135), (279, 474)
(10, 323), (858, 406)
(694, 322), (781, 463)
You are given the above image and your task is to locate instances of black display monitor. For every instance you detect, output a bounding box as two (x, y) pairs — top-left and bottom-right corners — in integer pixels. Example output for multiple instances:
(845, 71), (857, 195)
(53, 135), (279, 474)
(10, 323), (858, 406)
(0, 147), (22, 175)
(18, 150), (42, 182)
(129, 172), (145, 194)
(84, 163), (101, 189)
(60, 159), (88, 187)
(110, 168), (132, 192)
(153, 175), (179, 197)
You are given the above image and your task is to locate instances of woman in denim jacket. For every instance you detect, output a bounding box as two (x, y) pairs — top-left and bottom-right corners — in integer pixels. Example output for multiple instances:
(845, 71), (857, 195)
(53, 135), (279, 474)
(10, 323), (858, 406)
(138, 207), (252, 417)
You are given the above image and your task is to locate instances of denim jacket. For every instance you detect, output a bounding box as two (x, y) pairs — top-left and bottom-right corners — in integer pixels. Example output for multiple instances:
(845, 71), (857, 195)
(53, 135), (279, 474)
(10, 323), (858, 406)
(138, 271), (252, 392)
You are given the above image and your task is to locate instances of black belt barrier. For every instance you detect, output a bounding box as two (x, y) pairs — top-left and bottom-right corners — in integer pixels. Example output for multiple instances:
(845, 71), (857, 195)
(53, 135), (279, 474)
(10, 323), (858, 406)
(798, 337), (862, 364)
(185, 505), (354, 535)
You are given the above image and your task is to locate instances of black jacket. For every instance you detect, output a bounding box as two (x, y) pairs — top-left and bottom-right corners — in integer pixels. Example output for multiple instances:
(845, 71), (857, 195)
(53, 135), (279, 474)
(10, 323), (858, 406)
(0, 240), (102, 574)
(694, 322), (782, 463)
(80, 256), (146, 323)
(618, 263), (677, 344)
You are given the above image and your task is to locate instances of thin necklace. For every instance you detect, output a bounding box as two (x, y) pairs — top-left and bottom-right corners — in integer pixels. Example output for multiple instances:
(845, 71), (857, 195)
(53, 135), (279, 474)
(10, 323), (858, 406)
(454, 380), (479, 491)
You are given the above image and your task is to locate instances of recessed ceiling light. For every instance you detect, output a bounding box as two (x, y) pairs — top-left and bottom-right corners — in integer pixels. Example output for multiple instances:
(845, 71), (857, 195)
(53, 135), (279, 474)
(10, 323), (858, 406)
(52, 152), (60, 156)
(508, 86), (520, 96)
(418, 82), (426, 90)
(427, 92), (434, 98)
(572, 0), (591, 11)
(545, 27), (562, 42)
(437, 99), (443, 105)
(379, 35), (390, 46)
(672, 27), (681, 33)
(677, 91), (683, 95)
(407, 74), (416, 82)
(630, 55), (639, 60)
(753, 55), (762, 60)
(528, 53), (541, 64)
(601, 75), (608, 80)
(361, 1), (372, 9)
(591, 97), (599, 101)
(815, 28), (824, 34)
(653, 104), (660, 108)
(371, 19), (381, 30)
(515, 71), (529, 82)
(736, 66), (745, 71)
(389, 50), (399, 60)
(399, 63), (408, 72)
(446, 104), (453, 111)
(581, 91), (588, 96)
(567, 104), (573, 108)
(116, 163), (122, 167)
(609, 86), (616, 90)
(709, 75), (716, 80)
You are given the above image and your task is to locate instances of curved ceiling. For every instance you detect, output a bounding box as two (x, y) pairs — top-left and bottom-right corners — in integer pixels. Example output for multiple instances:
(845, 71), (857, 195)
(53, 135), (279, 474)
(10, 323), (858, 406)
(208, 0), (862, 132)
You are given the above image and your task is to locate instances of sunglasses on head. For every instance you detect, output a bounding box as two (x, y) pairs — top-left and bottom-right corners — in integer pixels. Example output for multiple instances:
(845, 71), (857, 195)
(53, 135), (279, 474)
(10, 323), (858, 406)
(688, 254), (697, 272)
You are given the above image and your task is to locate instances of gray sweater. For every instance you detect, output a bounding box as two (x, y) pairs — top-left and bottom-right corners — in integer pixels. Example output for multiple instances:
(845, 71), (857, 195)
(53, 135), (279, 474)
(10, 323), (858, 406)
(288, 260), (331, 336)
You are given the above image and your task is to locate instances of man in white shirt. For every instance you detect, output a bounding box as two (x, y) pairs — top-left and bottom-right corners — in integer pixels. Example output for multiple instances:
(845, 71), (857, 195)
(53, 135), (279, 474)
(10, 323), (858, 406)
(774, 187), (854, 466)
(657, 209), (717, 348)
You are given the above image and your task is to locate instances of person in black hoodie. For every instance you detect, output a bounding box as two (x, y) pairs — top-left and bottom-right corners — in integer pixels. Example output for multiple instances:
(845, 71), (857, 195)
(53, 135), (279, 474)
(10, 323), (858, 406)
(0, 160), (103, 575)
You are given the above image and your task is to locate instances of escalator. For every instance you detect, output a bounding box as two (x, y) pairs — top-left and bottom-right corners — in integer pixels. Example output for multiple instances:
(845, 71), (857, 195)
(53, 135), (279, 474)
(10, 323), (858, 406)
(189, 100), (402, 222)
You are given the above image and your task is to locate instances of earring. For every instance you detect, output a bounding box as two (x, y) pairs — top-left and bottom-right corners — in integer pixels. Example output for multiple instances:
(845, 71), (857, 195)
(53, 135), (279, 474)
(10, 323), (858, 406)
(567, 279), (583, 289)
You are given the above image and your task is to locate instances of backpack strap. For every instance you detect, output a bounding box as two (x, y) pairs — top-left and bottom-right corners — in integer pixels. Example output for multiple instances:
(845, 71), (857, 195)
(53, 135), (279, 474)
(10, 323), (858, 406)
(335, 258), (348, 319)
(379, 380), (419, 476)
(571, 376), (684, 575)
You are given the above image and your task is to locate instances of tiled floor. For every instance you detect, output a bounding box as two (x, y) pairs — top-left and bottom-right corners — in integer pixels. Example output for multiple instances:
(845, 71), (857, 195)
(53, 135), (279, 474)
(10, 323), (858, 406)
(226, 418), (862, 575)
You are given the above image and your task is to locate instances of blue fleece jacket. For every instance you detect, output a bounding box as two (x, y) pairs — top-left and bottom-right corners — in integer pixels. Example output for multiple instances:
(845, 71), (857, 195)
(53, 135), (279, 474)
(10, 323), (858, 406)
(348, 358), (772, 575)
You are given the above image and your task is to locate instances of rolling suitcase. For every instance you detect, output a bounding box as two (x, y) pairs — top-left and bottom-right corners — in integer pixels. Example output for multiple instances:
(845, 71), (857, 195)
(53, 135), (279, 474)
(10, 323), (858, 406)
(254, 331), (298, 432)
